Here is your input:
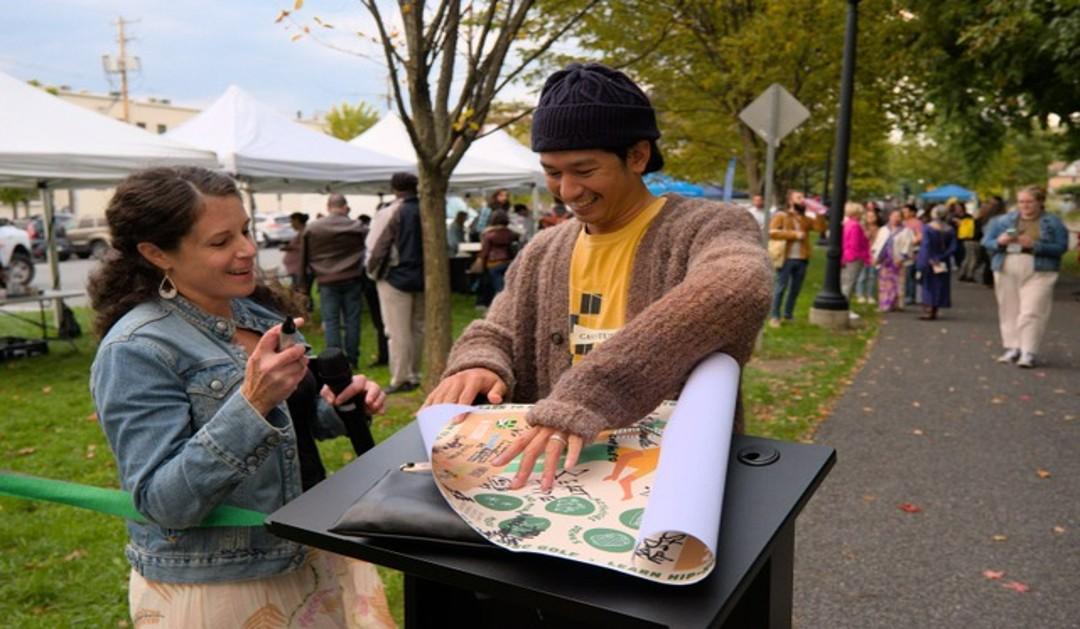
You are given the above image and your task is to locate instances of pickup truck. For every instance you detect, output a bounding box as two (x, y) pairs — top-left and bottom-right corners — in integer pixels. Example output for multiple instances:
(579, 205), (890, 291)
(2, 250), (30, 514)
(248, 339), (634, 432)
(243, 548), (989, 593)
(0, 220), (35, 287)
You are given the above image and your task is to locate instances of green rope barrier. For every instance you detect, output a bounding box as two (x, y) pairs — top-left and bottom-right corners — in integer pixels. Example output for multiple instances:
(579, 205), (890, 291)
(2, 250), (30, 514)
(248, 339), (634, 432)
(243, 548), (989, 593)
(0, 471), (266, 527)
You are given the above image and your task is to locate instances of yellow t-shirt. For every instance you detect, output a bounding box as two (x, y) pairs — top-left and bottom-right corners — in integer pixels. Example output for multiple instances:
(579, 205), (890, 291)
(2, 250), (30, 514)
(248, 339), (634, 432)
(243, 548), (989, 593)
(568, 197), (666, 362)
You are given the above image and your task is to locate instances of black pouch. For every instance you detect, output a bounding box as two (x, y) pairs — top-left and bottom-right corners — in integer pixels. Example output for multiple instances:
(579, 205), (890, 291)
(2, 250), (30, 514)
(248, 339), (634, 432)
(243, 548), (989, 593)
(329, 463), (491, 548)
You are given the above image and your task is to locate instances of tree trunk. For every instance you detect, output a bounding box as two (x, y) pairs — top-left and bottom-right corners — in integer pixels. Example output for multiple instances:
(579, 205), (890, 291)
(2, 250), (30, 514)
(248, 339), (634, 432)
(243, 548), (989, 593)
(417, 161), (452, 390)
(739, 124), (762, 196)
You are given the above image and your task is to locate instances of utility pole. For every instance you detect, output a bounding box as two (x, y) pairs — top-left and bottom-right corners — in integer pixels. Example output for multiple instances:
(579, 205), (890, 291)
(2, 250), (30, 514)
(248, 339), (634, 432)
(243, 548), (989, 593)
(103, 17), (140, 122)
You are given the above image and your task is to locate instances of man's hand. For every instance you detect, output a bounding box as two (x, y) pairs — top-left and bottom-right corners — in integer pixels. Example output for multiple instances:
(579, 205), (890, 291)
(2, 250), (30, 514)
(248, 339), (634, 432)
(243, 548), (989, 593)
(490, 426), (585, 492)
(997, 232), (1014, 246)
(423, 368), (508, 407)
(1017, 234), (1034, 248)
(320, 374), (386, 415)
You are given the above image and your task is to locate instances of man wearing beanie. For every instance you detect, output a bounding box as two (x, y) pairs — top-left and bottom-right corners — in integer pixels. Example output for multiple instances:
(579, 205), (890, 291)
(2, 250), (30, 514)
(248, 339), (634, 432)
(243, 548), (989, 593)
(427, 63), (772, 491)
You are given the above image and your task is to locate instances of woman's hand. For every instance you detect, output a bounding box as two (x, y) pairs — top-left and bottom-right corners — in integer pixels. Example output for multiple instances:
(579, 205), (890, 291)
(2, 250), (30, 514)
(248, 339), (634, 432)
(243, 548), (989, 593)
(997, 232), (1014, 246)
(1017, 234), (1034, 248)
(320, 375), (386, 415)
(490, 426), (585, 492)
(423, 368), (508, 407)
(241, 321), (309, 416)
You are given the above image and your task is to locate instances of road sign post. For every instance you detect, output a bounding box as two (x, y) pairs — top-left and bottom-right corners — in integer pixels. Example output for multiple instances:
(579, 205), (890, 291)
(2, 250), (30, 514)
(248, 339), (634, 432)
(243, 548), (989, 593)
(740, 84), (810, 243)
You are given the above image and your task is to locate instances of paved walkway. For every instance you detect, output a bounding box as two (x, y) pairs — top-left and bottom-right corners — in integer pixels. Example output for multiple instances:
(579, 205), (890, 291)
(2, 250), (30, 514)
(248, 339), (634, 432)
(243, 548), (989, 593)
(793, 274), (1079, 628)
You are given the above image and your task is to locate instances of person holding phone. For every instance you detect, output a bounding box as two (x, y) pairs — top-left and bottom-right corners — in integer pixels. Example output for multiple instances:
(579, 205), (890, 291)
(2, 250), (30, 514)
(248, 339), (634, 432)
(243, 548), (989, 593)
(981, 185), (1069, 367)
(88, 167), (393, 627)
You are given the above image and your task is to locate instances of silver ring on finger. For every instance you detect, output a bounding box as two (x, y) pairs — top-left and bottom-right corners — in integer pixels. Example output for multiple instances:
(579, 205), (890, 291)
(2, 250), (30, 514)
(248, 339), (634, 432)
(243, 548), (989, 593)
(548, 434), (567, 446)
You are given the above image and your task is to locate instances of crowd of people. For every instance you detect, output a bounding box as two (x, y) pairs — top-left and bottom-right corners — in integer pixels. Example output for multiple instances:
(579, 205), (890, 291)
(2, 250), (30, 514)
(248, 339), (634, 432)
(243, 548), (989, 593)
(77, 55), (1075, 627)
(829, 188), (1069, 366)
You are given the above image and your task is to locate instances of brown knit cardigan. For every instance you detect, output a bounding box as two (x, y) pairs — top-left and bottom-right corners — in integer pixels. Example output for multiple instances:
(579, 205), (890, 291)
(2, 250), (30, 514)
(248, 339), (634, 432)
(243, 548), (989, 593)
(442, 194), (773, 441)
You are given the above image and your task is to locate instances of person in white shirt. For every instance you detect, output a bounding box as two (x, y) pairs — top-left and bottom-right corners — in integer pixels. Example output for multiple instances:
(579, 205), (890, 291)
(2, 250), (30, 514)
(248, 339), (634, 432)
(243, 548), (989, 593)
(747, 194), (766, 230)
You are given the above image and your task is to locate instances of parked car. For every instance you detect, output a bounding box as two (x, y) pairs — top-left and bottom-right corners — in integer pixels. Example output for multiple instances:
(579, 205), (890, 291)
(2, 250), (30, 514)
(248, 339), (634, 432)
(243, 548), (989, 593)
(256, 214), (297, 247)
(16, 214), (74, 262)
(0, 219), (35, 287)
(67, 215), (112, 260)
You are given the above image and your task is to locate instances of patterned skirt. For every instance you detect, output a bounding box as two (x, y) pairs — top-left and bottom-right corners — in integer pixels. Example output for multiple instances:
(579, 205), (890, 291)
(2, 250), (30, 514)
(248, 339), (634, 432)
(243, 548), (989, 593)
(877, 259), (902, 312)
(128, 550), (395, 628)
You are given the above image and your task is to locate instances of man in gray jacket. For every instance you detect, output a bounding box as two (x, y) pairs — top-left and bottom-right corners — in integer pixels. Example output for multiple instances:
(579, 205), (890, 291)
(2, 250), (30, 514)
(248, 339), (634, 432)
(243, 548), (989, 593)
(302, 193), (366, 368)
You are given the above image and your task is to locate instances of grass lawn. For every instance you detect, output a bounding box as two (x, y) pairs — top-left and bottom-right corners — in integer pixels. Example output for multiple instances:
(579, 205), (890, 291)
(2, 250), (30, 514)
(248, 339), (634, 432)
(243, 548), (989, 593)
(0, 248), (876, 627)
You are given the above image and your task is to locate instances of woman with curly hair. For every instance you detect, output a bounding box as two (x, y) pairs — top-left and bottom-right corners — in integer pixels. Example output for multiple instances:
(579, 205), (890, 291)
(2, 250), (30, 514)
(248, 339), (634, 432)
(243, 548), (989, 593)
(88, 167), (393, 627)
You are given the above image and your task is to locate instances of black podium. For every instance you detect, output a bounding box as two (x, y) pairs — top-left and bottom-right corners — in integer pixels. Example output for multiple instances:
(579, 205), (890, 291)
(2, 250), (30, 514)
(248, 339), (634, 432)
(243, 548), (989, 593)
(267, 423), (834, 628)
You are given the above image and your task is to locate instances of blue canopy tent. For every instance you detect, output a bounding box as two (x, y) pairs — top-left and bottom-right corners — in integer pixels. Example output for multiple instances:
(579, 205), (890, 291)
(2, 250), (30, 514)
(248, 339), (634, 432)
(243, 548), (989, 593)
(920, 183), (975, 203)
(644, 173), (704, 197)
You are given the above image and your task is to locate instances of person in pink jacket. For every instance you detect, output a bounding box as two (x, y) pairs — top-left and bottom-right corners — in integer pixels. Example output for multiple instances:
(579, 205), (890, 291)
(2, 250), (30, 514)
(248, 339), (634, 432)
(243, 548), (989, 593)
(841, 202), (872, 302)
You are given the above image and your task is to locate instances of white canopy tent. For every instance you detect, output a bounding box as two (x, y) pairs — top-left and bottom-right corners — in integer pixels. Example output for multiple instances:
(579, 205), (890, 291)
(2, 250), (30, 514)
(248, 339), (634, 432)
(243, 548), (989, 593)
(0, 71), (218, 188)
(167, 86), (411, 194)
(350, 114), (544, 191)
(0, 71), (219, 294)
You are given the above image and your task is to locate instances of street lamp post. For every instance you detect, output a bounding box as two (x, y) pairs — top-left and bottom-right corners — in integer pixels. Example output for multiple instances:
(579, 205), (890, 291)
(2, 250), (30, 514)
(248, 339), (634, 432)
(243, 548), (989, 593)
(810, 0), (860, 329)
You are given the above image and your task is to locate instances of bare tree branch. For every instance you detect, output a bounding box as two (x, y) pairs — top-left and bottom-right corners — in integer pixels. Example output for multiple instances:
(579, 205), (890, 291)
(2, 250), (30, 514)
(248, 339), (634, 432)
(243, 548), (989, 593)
(433, 1), (462, 148)
(361, 0), (417, 147)
(494, 0), (602, 94)
(422, 0), (451, 52)
(282, 15), (388, 66)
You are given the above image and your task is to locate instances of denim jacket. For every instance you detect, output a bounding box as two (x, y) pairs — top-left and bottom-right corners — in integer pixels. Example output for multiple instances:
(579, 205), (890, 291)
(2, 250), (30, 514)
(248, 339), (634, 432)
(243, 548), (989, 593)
(980, 211), (1069, 272)
(90, 296), (345, 584)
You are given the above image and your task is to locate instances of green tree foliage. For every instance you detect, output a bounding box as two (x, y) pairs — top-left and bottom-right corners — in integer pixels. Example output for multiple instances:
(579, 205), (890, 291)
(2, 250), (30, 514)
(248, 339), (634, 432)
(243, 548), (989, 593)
(885, 123), (1062, 200)
(281, 1), (597, 382)
(540, 0), (916, 199)
(324, 101), (380, 141)
(907, 0), (1080, 162)
(0, 188), (31, 216)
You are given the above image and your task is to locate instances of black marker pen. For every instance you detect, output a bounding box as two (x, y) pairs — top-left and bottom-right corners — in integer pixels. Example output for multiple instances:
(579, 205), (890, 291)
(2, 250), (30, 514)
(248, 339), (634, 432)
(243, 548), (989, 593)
(278, 315), (298, 352)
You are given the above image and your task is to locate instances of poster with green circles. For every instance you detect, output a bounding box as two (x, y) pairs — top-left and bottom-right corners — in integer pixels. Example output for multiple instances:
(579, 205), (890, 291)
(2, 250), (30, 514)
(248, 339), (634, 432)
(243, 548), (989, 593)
(419, 394), (733, 585)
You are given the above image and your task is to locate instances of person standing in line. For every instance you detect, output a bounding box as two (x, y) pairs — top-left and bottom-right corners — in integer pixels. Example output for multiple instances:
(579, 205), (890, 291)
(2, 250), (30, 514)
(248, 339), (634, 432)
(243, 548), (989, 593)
(856, 208), (881, 304)
(916, 205), (958, 320)
(301, 194), (366, 369)
(447, 210), (468, 256)
(945, 199), (967, 269)
(901, 204), (924, 306)
(841, 202), (871, 303)
(974, 196), (1007, 286)
(471, 188), (510, 241)
(279, 212), (311, 308)
(365, 195), (403, 366)
(956, 202), (979, 281)
(509, 203), (536, 244)
(767, 189), (826, 327)
(538, 199), (571, 229)
(479, 209), (521, 297)
(871, 208), (915, 312)
(354, 214), (389, 367)
(367, 173), (425, 393)
(982, 186), (1069, 368)
(747, 193), (767, 231)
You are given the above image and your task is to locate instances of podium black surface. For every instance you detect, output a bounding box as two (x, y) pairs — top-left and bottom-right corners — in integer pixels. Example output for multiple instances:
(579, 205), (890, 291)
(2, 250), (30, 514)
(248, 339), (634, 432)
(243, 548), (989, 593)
(267, 422), (834, 628)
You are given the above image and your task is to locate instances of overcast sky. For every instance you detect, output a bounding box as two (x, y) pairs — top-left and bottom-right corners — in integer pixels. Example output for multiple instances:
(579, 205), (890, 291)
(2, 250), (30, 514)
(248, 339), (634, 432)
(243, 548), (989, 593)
(3, 0), (541, 119)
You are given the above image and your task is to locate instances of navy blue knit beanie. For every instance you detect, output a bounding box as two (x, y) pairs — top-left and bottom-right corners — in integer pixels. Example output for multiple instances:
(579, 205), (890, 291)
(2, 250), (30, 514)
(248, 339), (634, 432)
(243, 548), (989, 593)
(531, 63), (664, 173)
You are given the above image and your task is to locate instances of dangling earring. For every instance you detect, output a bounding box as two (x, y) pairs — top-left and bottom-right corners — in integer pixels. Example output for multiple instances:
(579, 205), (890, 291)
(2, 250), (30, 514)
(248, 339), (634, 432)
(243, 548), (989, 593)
(158, 273), (178, 300)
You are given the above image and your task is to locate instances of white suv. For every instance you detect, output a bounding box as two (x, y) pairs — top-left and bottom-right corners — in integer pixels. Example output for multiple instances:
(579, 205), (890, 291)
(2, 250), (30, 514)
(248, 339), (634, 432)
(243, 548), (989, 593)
(0, 220), (36, 287)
